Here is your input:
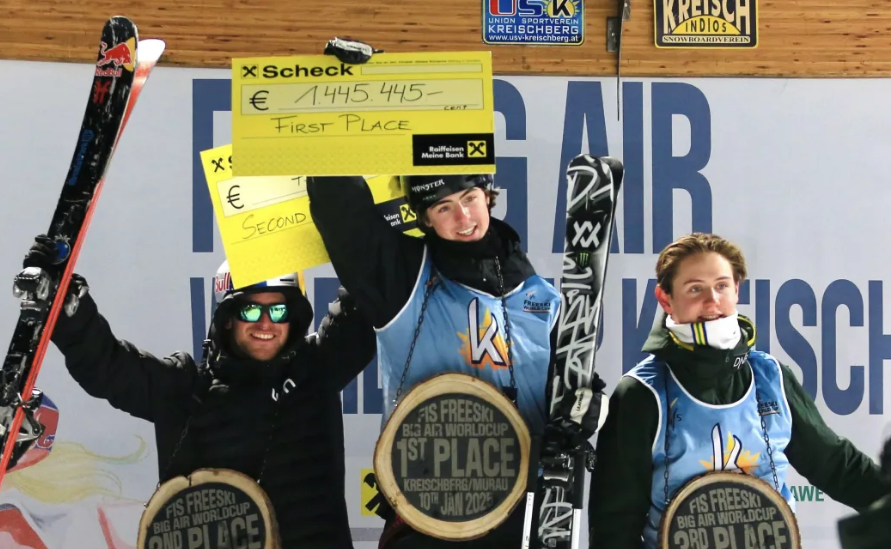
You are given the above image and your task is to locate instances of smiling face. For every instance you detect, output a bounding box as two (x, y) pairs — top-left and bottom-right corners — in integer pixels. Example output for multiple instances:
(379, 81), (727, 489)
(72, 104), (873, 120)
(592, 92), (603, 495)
(656, 251), (740, 324)
(423, 187), (491, 242)
(226, 291), (290, 361)
(654, 233), (747, 325)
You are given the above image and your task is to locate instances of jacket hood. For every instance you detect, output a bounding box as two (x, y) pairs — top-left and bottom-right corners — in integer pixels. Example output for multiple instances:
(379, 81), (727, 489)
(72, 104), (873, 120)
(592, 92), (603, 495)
(200, 286), (315, 386)
(423, 218), (535, 295)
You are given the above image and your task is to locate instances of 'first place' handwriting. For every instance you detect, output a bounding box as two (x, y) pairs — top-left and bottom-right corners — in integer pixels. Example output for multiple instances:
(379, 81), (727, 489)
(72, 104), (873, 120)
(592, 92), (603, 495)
(271, 114), (411, 135)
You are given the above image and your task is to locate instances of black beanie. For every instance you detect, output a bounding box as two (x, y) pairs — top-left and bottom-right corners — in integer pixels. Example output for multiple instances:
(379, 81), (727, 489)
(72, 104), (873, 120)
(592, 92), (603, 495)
(401, 174), (493, 214)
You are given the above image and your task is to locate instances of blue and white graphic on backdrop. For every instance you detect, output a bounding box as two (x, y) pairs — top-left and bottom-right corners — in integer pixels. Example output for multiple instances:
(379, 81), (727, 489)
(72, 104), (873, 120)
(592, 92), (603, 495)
(0, 59), (889, 548)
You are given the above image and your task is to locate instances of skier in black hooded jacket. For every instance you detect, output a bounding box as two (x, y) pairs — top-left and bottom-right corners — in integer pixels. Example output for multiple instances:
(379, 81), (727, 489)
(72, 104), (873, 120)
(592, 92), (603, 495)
(12, 234), (377, 549)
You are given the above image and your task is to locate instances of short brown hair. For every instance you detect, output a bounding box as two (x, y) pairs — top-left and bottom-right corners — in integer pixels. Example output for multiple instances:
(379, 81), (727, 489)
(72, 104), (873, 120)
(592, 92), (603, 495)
(416, 188), (500, 231)
(656, 233), (747, 294)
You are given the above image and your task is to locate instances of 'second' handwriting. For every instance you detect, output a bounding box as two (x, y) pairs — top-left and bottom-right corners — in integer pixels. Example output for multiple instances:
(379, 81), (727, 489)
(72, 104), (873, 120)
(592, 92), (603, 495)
(242, 212), (308, 240)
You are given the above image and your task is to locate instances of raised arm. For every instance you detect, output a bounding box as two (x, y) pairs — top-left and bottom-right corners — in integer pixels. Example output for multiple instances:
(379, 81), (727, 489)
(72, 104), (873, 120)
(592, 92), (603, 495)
(308, 285), (377, 392)
(307, 176), (425, 328)
(48, 279), (197, 422)
(14, 236), (197, 423)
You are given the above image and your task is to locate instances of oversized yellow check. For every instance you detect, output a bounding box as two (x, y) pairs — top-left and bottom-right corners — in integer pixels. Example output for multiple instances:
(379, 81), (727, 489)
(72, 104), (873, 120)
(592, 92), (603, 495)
(230, 51), (496, 178)
(201, 143), (422, 289)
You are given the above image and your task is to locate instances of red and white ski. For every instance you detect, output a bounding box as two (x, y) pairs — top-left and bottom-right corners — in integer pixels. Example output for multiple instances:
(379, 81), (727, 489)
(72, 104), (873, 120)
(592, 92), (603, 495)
(0, 16), (165, 488)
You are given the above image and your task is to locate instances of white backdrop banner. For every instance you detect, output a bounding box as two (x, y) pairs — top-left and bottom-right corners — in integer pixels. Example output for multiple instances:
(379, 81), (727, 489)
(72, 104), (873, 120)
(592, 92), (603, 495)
(0, 59), (889, 549)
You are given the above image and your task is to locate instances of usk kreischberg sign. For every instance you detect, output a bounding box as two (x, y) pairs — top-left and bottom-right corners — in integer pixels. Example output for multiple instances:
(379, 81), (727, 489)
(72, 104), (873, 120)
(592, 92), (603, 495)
(654, 0), (758, 48)
(483, 0), (584, 46)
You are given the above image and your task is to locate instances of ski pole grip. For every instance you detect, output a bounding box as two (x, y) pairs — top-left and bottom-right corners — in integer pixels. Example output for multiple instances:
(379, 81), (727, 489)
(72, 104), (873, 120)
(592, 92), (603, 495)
(571, 445), (589, 510)
(521, 434), (542, 549)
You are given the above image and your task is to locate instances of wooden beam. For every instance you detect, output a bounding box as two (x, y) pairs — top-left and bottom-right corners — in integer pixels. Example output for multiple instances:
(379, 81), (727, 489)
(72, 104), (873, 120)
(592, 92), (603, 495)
(2, 0), (890, 76)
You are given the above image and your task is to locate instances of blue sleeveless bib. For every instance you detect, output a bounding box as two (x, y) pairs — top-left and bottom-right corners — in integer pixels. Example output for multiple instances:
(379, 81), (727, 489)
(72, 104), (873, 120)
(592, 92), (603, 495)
(375, 246), (560, 435)
(626, 351), (795, 548)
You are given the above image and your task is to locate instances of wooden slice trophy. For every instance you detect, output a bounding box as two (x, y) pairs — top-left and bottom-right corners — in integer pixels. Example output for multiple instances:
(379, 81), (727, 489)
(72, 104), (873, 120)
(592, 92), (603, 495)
(137, 468), (281, 549)
(373, 373), (531, 540)
(658, 471), (801, 549)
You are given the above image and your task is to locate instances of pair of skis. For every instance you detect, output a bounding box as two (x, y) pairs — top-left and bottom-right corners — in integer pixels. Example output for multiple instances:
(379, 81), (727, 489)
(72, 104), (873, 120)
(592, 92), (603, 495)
(523, 154), (624, 549)
(0, 17), (164, 488)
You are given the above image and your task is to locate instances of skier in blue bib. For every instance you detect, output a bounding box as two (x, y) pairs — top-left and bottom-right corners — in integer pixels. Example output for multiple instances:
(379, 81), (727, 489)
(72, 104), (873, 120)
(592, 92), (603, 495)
(588, 232), (891, 549)
(308, 170), (608, 546)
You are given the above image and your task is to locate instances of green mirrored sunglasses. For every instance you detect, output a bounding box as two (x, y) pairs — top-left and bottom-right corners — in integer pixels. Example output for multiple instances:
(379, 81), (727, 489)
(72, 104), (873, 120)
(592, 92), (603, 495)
(236, 302), (289, 323)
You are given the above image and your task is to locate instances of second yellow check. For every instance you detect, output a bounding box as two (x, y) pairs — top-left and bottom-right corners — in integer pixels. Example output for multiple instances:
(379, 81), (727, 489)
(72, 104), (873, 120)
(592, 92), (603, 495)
(201, 143), (422, 289)
(231, 51), (496, 178)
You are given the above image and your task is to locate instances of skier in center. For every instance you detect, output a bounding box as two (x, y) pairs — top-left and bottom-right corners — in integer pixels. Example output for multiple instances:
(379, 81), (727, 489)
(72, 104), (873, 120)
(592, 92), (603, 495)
(308, 168), (608, 546)
(307, 38), (613, 549)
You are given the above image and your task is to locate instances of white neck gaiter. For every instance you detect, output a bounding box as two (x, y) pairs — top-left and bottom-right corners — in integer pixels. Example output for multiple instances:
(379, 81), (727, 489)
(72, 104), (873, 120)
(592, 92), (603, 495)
(665, 311), (741, 350)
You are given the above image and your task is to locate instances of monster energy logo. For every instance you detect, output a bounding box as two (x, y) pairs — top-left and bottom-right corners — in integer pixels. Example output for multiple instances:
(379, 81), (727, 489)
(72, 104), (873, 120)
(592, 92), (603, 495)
(577, 252), (590, 265)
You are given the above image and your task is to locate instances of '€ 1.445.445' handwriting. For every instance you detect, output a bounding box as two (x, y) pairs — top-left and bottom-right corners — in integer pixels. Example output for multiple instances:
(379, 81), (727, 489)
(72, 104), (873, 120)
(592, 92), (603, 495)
(294, 81), (441, 107)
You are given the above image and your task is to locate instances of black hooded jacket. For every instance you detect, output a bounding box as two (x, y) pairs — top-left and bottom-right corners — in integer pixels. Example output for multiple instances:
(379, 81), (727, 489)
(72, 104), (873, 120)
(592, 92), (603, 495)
(305, 175), (536, 329)
(48, 279), (376, 549)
